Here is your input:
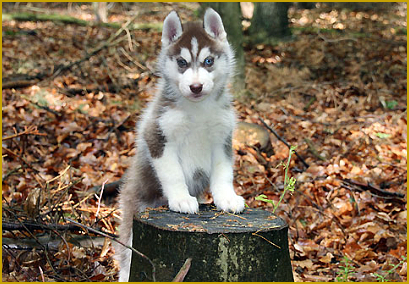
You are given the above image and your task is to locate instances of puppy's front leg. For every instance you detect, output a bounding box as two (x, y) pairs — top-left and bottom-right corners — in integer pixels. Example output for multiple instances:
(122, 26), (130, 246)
(152, 144), (199, 214)
(210, 141), (245, 213)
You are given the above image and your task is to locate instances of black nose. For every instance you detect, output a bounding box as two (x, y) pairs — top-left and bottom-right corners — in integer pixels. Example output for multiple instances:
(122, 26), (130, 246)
(190, 84), (203, 94)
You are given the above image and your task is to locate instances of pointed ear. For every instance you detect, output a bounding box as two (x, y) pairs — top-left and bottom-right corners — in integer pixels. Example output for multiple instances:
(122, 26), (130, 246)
(162, 11), (183, 46)
(203, 8), (227, 41)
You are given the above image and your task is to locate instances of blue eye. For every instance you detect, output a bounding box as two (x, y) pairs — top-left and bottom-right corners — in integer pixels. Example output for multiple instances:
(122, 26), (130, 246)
(177, 58), (188, 68)
(204, 57), (214, 67)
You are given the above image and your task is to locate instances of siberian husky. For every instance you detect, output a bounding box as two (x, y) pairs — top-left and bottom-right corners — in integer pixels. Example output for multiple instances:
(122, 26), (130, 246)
(117, 8), (245, 281)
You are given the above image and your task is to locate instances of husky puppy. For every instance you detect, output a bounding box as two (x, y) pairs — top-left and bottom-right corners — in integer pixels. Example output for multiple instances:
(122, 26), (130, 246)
(117, 8), (245, 281)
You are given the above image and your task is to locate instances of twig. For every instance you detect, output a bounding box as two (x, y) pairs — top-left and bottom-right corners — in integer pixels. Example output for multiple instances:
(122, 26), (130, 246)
(2, 126), (47, 141)
(51, 42), (111, 79)
(2, 146), (40, 173)
(97, 210), (119, 230)
(119, 47), (148, 71)
(225, 212), (247, 220)
(50, 228), (71, 262)
(89, 179), (121, 198)
(39, 266), (45, 282)
(124, 27), (134, 51)
(42, 178), (83, 216)
(65, 217), (156, 282)
(252, 230), (281, 249)
(2, 165), (23, 181)
(46, 165), (70, 184)
(95, 179), (108, 219)
(220, 233), (230, 242)
(114, 51), (134, 72)
(259, 117), (309, 169)
(172, 258), (192, 282)
(51, 13), (139, 79)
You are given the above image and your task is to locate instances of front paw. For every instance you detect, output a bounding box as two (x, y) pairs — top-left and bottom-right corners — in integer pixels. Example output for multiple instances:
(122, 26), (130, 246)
(214, 194), (245, 213)
(168, 195), (199, 214)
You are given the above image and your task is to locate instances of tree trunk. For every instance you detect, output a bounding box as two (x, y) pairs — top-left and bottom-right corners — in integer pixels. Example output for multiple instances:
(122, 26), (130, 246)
(200, 3), (246, 96)
(128, 204), (294, 281)
(249, 3), (291, 43)
(296, 2), (316, 10)
(93, 2), (108, 23)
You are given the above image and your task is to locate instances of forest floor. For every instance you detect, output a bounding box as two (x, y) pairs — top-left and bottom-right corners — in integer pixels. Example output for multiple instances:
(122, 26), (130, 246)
(2, 2), (407, 282)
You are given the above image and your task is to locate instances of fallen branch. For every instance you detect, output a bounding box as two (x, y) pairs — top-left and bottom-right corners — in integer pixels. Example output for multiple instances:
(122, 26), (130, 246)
(2, 221), (80, 232)
(60, 80), (139, 96)
(51, 13), (140, 79)
(2, 72), (47, 89)
(2, 13), (156, 91)
(65, 217), (156, 282)
(3, 12), (163, 31)
(12, 92), (62, 117)
(342, 179), (405, 200)
(172, 258), (192, 282)
(3, 206), (62, 279)
(28, 97), (62, 117)
(51, 40), (116, 79)
(318, 30), (358, 43)
(304, 138), (326, 161)
(259, 117), (309, 169)
(3, 12), (93, 26)
(2, 79), (38, 89)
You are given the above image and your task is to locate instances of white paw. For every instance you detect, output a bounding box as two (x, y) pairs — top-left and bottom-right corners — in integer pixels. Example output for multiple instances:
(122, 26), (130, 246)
(168, 195), (199, 214)
(214, 194), (245, 213)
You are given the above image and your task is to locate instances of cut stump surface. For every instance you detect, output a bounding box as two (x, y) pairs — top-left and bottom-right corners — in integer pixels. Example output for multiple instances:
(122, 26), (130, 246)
(129, 204), (293, 282)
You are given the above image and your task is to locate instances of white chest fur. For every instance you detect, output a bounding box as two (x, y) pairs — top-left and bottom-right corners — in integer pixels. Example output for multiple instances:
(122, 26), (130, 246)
(160, 95), (235, 183)
(159, 96), (235, 146)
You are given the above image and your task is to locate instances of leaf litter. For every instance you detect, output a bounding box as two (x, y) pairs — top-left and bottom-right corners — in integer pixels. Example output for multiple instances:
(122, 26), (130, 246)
(2, 2), (407, 282)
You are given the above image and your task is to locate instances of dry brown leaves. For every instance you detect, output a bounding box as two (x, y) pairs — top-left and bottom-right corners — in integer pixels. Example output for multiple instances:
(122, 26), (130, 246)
(239, 3), (407, 282)
(2, 2), (407, 282)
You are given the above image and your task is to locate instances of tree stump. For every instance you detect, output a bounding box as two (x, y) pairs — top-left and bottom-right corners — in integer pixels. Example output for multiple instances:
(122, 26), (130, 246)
(129, 204), (293, 282)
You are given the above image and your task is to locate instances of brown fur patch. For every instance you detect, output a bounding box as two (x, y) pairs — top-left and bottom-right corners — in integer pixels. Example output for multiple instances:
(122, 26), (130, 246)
(138, 159), (164, 206)
(157, 93), (177, 114)
(168, 22), (223, 58)
(143, 94), (177, 159)
(144, 120), (166, 159)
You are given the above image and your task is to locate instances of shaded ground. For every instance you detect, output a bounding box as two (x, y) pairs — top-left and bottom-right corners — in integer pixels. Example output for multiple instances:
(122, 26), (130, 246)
(2, 2), (407, 282)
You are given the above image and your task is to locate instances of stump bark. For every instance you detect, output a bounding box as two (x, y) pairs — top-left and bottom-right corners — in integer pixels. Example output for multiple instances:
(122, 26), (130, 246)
(129, 204), (293, 282)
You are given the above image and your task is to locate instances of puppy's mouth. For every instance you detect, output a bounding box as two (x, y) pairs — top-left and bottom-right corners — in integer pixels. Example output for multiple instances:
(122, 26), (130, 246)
(188, 92), (207, 102)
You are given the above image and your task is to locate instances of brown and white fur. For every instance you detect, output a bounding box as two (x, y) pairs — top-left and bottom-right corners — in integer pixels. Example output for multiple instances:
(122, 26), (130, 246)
(117, 8), (245, 281)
